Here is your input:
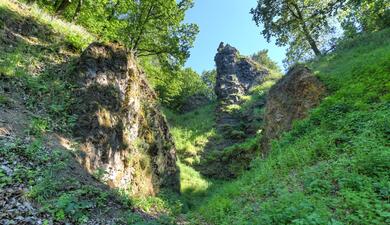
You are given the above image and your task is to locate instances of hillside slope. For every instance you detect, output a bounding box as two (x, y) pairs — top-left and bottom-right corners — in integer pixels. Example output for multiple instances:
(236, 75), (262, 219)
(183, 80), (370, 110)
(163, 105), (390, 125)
(1, 0), (389, 224)
(0, 1), (170, 224)
(188, 29), (390, 224)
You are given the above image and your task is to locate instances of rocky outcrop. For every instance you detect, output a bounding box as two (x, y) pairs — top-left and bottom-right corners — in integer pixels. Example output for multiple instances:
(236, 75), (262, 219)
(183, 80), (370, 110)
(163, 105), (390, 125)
(198, 43), (271, 179)
(72, 42), (179, 196)
(260, 65), (326, 154)
(214, 42), (269, 140)
(215, 42), (269, 106)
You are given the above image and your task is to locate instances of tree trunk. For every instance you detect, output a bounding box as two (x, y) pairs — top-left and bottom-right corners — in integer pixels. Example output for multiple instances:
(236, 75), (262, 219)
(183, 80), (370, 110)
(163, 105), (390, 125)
(301, 24), (321, 56)
(55, 0), (71, 14)
(291, 3), (322, 56)
(72, 0), (83, 20)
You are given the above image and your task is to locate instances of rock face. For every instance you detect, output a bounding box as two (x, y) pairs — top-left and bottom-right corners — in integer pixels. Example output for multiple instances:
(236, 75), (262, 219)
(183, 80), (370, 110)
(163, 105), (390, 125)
(198, 43), (271, 179)
(260, 65), (326, 154)
(72, 42), (179, 196)
(214, 42), (269, 140)
(215, 42), (269, 106)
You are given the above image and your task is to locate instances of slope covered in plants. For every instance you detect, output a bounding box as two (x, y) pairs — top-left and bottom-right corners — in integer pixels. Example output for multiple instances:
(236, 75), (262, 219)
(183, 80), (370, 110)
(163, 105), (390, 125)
(1, 0), (389, 224)
(188, 28), (390, 224)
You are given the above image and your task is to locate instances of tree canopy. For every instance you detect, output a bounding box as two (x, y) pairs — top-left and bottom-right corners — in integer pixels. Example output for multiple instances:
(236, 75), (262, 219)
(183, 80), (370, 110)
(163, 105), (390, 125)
(251, 50), (281, 72)
(251, 0), (345, 56)
(251, 0), (389, 65)
(30, 0), (199, 66)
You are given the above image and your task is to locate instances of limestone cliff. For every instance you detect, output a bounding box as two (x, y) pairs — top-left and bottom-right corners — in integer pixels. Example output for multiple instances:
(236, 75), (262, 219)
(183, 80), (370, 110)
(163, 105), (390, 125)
(214, 42), (270, 141)
(72, 43), (179, 196)
(260, 65), (326, 154)
(215, 42), (269, 107)
(198, 43), (271, 178)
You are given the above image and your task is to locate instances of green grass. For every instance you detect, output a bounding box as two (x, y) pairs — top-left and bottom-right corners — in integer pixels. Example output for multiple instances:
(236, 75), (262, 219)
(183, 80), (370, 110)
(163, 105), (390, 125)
(2, 1), (389, 224)
(164, 104), (223, 209)
(0, 136), (158, 224)
(165, 103), (217, 165)
(1, 0), (95, 51)
(0, 0), (92, 133)
(188, 29), (390, 224)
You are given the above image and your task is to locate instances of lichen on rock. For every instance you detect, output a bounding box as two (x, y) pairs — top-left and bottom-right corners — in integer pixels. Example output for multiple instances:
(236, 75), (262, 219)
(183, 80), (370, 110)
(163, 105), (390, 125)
(198, 43), (271, 178)
(214, 42), (270, 141)
(260, 65), (326, 154)
(215, 42), (270, 106)
(72, 42), (179, 196)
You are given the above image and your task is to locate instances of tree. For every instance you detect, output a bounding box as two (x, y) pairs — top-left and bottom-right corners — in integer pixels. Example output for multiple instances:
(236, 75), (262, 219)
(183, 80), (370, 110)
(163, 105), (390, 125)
(54, 0), (71, 14)
(341, 0), (390, 37)
(141, 57), (211, 109)
(54, 0), (83, 20)
(31, 0), (198, 67)
(105, 0), (199, 66)
(251, 0), (346, 59)
(201, 69), (217, 100)
(250, 50), (281, 72)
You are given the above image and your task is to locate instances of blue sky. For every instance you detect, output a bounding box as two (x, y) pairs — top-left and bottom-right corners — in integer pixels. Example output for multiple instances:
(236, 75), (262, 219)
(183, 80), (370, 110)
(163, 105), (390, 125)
(184, 0), (286, 74)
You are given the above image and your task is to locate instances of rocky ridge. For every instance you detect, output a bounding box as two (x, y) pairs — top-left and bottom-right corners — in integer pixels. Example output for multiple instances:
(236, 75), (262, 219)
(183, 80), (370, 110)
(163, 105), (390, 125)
(260, 65), (326, 154)
(73, 43), (179, 196)
(214, 42), (270, 140)
(215, 42), (270, 107)
(197, 43), (271, 179)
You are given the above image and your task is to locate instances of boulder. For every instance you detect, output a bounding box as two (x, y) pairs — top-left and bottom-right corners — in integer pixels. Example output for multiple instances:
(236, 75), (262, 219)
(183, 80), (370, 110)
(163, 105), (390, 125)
(260, 65), (326, 154)
(72, 42), (179, 196)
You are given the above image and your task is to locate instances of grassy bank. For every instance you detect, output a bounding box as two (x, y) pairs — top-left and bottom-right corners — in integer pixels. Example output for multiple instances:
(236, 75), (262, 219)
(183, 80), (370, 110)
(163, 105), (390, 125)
(189, 29), (390, 224)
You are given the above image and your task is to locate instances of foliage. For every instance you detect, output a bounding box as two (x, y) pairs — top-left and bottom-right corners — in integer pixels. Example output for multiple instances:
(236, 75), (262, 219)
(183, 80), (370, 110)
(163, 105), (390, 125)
(250, 50), (281, 73)
(201, 69), (217, 100)
(27, 117), (50, 136)
(0, 1), (85, 133)
(251, 0), (344, 59)
(340, 0), (390, 37)
(190, 28), (390, 225)
(3, 1), (390, 224)
(21, 0), (200, 109)
(163, 103), (232, 213)
(164, 103), (217, 165)
(0, 135), (154, 224)
(251, 0), (389, 66)
(143, 58), (213, 110)
(28, 0), (199, 67)
(20, 0), (202, 109)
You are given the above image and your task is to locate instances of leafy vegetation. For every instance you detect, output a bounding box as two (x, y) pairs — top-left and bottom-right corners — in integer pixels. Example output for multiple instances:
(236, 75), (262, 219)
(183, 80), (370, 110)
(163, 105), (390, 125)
(21, 0), (207, 111)
(250, 50), (281, 73)
(1, 0), (389, 224)
(0, 0), (89, 133)
(0, 136), (150, 224)
(144, 63), (214, 110)
(189, 28), (390, 225)
(165, 103), (217, 165)
(25, 0), (199, 66)
(251, 0), (390, 65)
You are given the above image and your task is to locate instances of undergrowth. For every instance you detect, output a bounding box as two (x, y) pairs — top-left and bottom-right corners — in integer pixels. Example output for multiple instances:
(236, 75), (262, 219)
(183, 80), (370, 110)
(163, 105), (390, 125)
(0, 137), (152, 224)
(165, 103), (217, 165)
(189, 28), (390, 224)
(1, 1), (389, 224)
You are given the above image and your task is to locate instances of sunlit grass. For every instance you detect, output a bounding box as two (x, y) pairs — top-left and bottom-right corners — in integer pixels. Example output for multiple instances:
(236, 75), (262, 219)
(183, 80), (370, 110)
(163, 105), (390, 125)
(0, 0), (95, 50)
(165, 103), (217, 165)
(191, 28), (390, 224)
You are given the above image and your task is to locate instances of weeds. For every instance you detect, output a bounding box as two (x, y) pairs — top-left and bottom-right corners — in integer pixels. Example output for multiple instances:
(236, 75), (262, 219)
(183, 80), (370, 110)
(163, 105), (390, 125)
(191, 28), (390, 225)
